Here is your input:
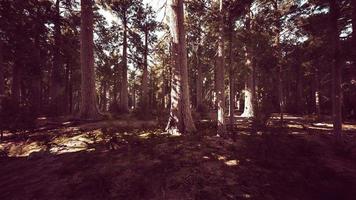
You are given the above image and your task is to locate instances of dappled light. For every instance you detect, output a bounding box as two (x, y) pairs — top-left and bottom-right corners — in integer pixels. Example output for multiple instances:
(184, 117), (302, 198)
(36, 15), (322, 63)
(1, 0), (356, 199)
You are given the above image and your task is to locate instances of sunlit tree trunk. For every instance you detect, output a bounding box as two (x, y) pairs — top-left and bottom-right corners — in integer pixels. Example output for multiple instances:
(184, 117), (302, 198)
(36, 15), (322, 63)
(216, 0), (226, 134)
(120, 12), (129, 112)
(166, 0), (196, 134)
(330, 0), (342, 140)
(79, 0), (101, 119)
(241, 12), (255, 118)
(49, 0), (64, 116)
(141, 29), (149, 114)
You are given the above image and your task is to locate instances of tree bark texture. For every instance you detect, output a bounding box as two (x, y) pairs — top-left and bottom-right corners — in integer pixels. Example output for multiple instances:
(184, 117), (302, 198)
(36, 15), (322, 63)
(166, 0), (196, 134)
(79, 0), (101, 119)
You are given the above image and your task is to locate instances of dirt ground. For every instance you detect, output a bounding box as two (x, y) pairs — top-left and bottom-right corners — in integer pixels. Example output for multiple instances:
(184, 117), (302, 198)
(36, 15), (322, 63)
(1, 116), (356, 200)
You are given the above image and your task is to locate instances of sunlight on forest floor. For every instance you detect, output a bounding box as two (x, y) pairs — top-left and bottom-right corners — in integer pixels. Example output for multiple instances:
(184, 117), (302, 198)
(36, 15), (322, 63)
(1, 115), (356, 199)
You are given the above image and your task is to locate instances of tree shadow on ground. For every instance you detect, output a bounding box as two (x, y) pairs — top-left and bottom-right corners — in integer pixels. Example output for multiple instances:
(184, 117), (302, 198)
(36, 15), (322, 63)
(1, 123), (356, 200)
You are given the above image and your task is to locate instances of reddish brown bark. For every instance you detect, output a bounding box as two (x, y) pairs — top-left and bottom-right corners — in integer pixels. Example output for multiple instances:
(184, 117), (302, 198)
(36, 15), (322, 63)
(79, 0), (101, 119)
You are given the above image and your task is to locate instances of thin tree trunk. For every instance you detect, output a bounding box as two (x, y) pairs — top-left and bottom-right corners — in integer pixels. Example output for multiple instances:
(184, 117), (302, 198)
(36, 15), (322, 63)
(141, 30), (149, 114)
(216, 0), (226, 135)
(0, 40), (4, 97)
(166, 0), (196, 134)
(120, 13), (129, 112)
(296, 64), (303, 114)
(315, 66), (321, 117)
(241, 12), (255, 118)
(353, 0), (356, 62)
(79, 0), (101, 119)
(274, 0), (284, 123)
(330, 0), (342, 140)
(227, 23), (235, 128)
(196, 46), (203, 109)
(50, 0), (64, 116)
(12, 60), (21, 106)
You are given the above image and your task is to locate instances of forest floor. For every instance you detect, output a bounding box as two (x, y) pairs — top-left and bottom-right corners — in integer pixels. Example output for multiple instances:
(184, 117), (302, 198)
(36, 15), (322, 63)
(1, 114), (356, 200)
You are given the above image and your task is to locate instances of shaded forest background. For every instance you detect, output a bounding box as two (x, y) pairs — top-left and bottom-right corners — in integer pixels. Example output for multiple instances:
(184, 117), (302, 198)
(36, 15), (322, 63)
(0, 0), (355, 133)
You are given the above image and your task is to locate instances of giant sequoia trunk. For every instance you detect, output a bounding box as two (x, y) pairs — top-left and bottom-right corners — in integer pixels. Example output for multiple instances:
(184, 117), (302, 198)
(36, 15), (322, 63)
(141, 29), (149, 114)
(330, 0), (342, 140)
(79, 0), (101, 119)
(216, 0), (226, 134)
(50, 0), (65, 116)
(120, 13), (129, 112)
(166, 0), (196, 134)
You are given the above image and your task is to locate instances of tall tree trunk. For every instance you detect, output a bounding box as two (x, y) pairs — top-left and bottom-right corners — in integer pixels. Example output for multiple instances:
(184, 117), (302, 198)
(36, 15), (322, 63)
(50, 0), (64, 116)
(196, 46), (203, 110)
(141, 29), (149, 114)
(0, 40), (4, 97)
(353, 0), (356, 65)
(227, 23), (235, 128)
(216, 0), (226, 134)
(30, 38), (42, 117)
(241, 13), (255, 118)
(166, 0), (196, 134)
(330, 0), (342, 140)
(314, 66), (321, 117)
(101, 81), (107, 111)
(79, 0), (101, 119)
(12, 60), (21, 106)
(274, 1), (284, 123)
(120, 13), (129, 112)
(296, 64), (303, 114)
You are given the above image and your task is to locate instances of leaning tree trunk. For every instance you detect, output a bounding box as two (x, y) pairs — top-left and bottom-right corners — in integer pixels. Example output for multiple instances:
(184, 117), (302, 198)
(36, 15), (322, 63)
(166, 0), (196, 134)
(120, 13), (129, 113)
(79, 0), (101, 119)
(216, 0), (226, 135)
(141, 29), (149, 114)
(330, 0), (342, 140)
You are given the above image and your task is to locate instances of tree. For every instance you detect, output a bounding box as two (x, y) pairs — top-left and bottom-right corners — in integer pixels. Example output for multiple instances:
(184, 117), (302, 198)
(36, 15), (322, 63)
(329, 0), (342, 140)
(110, 0), (139, 113)
(0, 39), (3, 98)
(49, 0), (65, 116)
(134, 4), (158, 115)
(166, 0), (196, 134)
(216, 0), (226, 134)
(79, 0), (101, 119)
(241, 10), (255, 118)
